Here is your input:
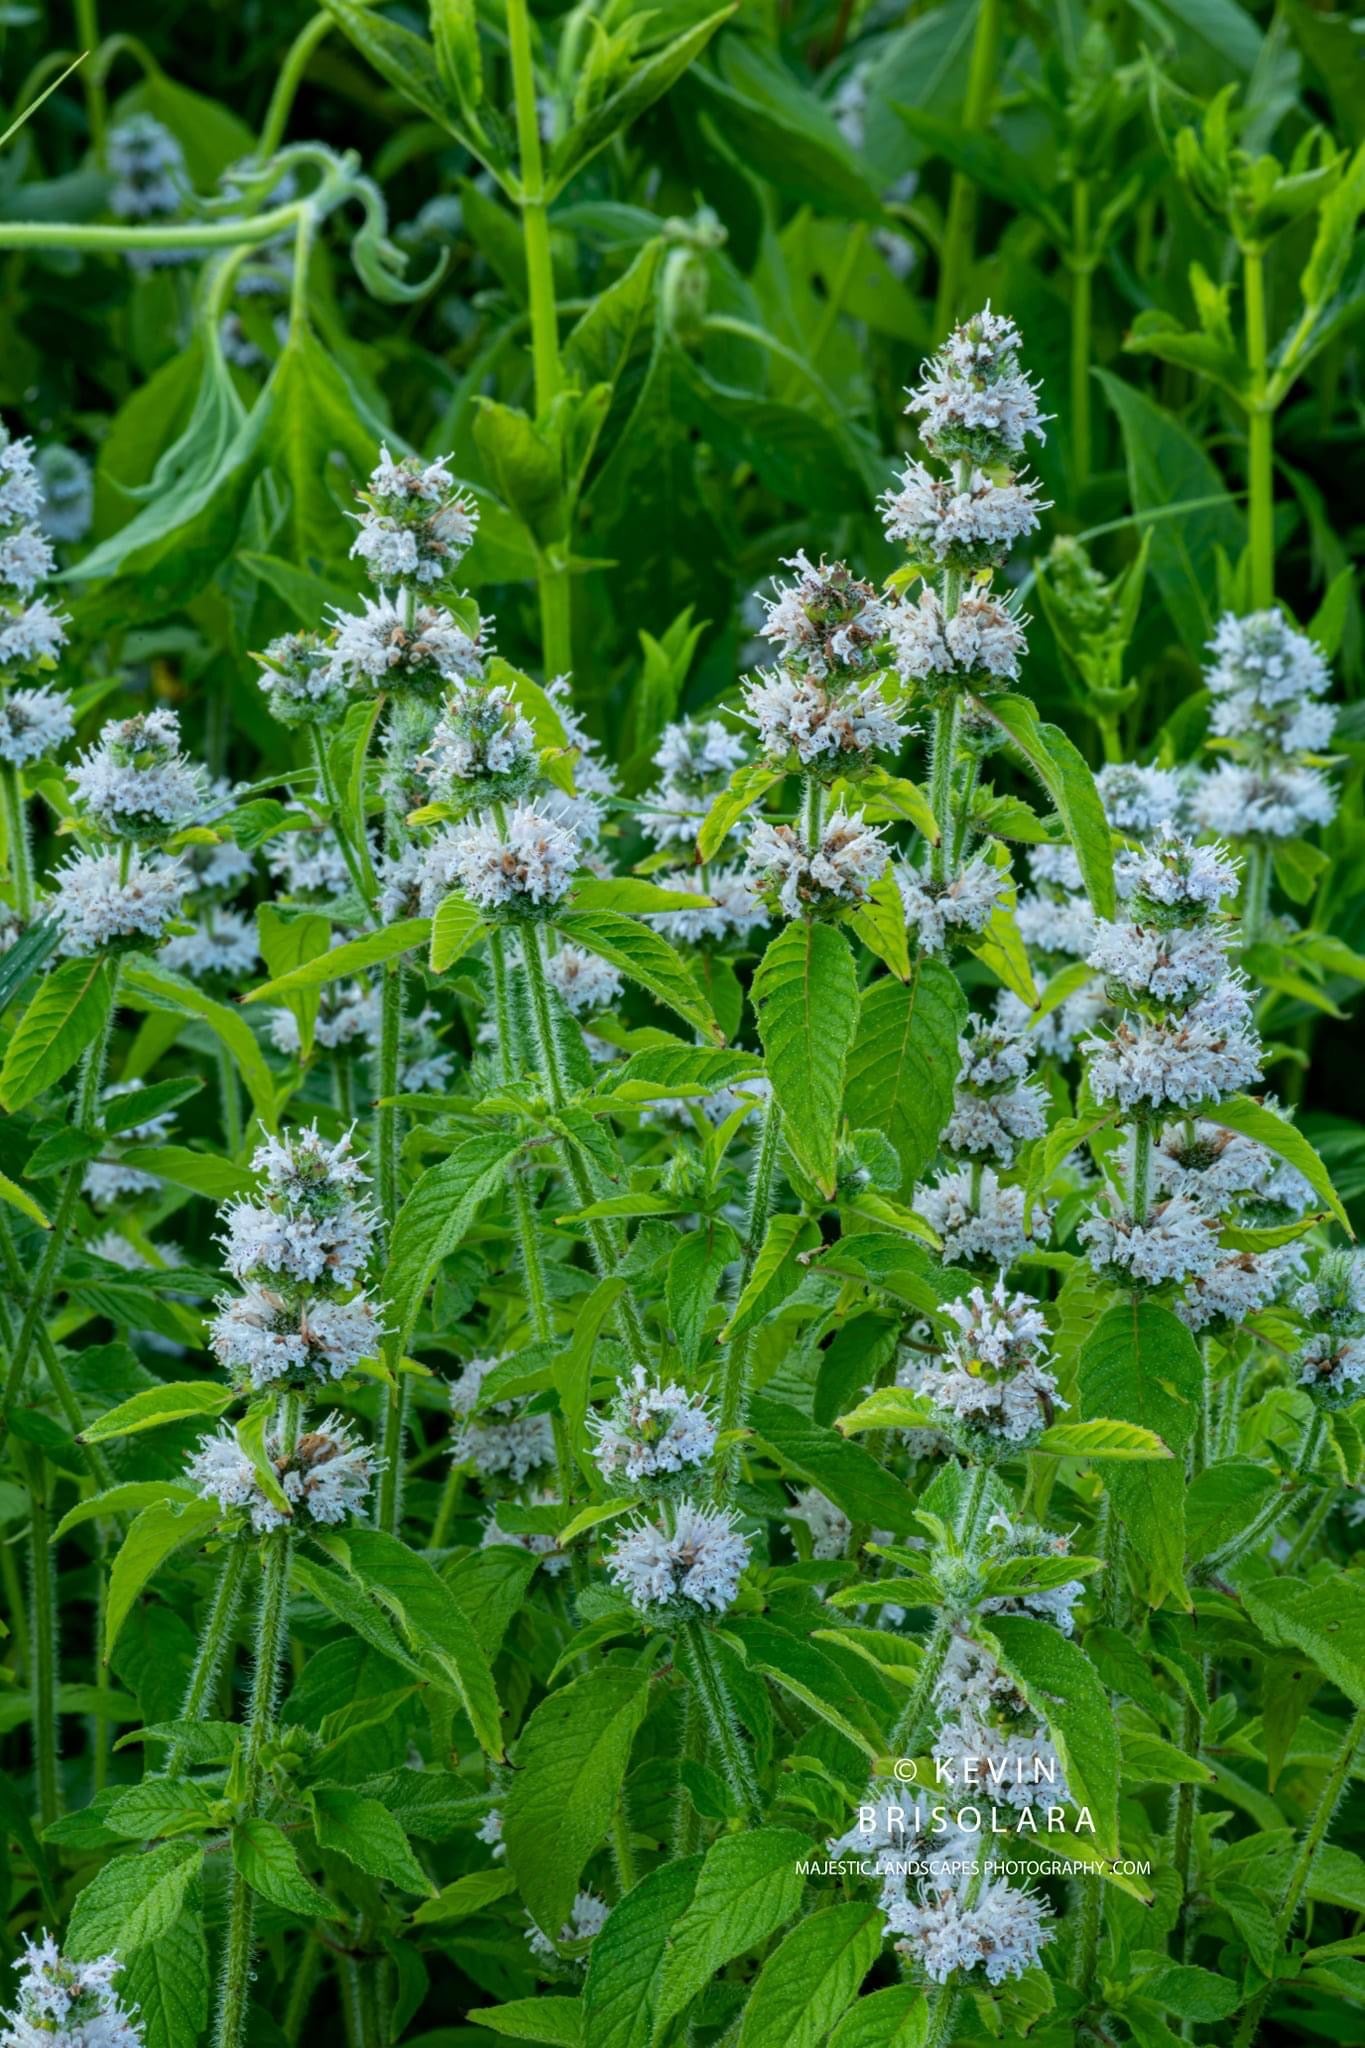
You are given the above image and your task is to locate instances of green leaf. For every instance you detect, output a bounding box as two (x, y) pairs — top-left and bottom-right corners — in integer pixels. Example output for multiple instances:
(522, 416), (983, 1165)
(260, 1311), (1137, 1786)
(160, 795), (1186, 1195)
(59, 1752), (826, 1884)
(667, 1223), (741, 1370)
(121, 962), (280, 1130)
(245, 919), (432, 1004)
(118, 1904), (209, 2048)
(1133, 1957), (1241, 2022)
(53, 1480), (197, 1541)
(256, 901), (330, 1057)
(0, 1168), (49, 1230)
(752, 919), (859, 1195)
(0, 955), (111, 1112)
(736, 1902), (882, 2048)
(319, 0), (497, 165)
(233, 1817), (342, 1918)
(553, 909), (722, 1041)
(310, 1787), (435, 1894)
(1096, 371), (1245, 654)
(1205, 1095), (1351, 1233)
(104, 1779), (217, 1842)
(384, 1132), (524, 1351)
(747, 1396), (917, 1533)
(105, 1501), (221, 1660)
(1079, 1302), (1203, 1609)
(724, 1617), (886, 1759)
(698, 763), (784, 861)
(596, 1047), (763, 1105)
(116, 1145), (257, 1202)
(503, 1664), (651, 1936)
(655, 1829), (810, 2032)
(973, 694), (1115, 918)
(81, 1381), (235, 1444)
(981, 1614), (1120, 1857)
(66, 1840), (202, 1959)
(721, 1214), (820, 1341)
(327, 1526), (504, 1757)
(471, 1999), (583, 2044)
(413, 1865), (518, 1925)
(843, 961), (965, 1195)
(546, 7), (736, 196)
(1036, 1420), (1175, 1461)
(827, 1987), (929, 2048)
(575, 877), (715, 914)
(430, 894), (487, 973)
(1242, 1577), (1365, 1708)
(583, 1859), (701, 2048)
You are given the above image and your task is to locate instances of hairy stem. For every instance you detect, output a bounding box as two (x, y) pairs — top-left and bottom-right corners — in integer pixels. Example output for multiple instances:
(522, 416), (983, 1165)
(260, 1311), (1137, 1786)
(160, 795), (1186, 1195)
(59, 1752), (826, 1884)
(1204, 1408), (1325, 1574)
(29, 1460), (60, 1826)
(2, 761), (34, 918)
(682, 1621), (762, 1823)
(714, 1093), (783, 1501)
(168, 1541), (248, 1778)
(1070, 179), (1092, 497)
(1243, 243), (1274, 611)
(375, 960), (407, 1534)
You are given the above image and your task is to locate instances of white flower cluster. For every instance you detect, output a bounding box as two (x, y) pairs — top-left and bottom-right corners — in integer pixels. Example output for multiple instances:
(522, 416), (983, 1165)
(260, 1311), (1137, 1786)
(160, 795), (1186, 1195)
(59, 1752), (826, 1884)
(742, 669), (908, 771)
(217, 1127), (379, 1387)
(648, 866), (768, 947)
(979, 1514), (1085, 1636)
(526, 1891), (609, 1960)
(1095, 760), (1184, 838)
(788, 1486), (851, 1561)
(907, 306), (1047, 466)
(639, 716), (747, 848)
(1297, 1251), (1365, 1406)
(887, 1877), (1053, 1988)
(420, 680), (537, 809)
(69, 708), (205, 841)
(418, 803), (579, 917)
(327, 595), (486, 700)
(82, 1080), (172, 1206)
(255, 630), (351, 730)
(1083, 831), (1260, 1116)
(185, 1414), (378, 1531)
(1078, 1192), (1221, 1288)
(161, 904), (258, 980)
(0, 1932), (143, 2048)
(0, 685), (74, 767)
(50, 848), (187, 958)
(349, 446), (478, 590)
(881, 462), (1046, 571)
(829, 1787), (978, 1904)
(449, 1355), (556, 1483)
(36, 444), (94, 544)
(944, 1015), (1047, 1167)
(606, 1502), (750, 1615)
(108, 113), (184, 221)
(920, 1166), (1050, 1271)
(544, 674), (619, 846)
(0, 429), (70, 689)
(1154, 1113), (1314, 1214)
(889, 585), (1027, 692)
(995, 983), (1105, 1066)
(1194, 610), (1337, 843)
(545, 941), (623, 1017)
(758, 552), (890, 682)
(589, 1365), (717, 1485)
(744, 811), (888, 918)
(266, 824), (357, 904)
(898, 854), (1007, 955)
(1177, 1243), (1306, 1335)
(903, 1281), (1062, 1447)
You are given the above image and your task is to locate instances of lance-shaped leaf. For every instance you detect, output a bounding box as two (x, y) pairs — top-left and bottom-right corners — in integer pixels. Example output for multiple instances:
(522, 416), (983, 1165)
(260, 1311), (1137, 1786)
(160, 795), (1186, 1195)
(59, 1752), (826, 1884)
(384, 1131), (525, 1350)
(122, 962), (280, 1129)
(243, 919), (431, 1004)
(546, 6), (737, 197)
(1079, 1302), (1202, 1609)
(752, 919), (859, 1195)
(1036, 1419), (1175, 1460)
(843, 959), (964, 1195)
(979, 1613), (1121, 1857)
(736, 1902), (881, 2048)
(105, 1501), (221, 1660)
(553, 909), (722, 1041)
(430, 893), (488, 972)
(0, 955), (111, 1113)
(1204, 1094), (1351, 1234)
(654, 1828), (810, 2033)
(972, 692), (1115, 918)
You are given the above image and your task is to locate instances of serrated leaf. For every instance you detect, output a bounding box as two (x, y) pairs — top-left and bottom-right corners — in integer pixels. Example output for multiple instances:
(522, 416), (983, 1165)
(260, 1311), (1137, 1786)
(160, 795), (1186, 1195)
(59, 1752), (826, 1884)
(1205, 1095), (1351, 1234)
(310, 1787), (435, 1894)
(981, 1614), (1120, 1857)
(752, 919), (859, 1194)
(384, 1131), (524, 1351)
(721, 1213), (819, 1340)
(1037, 1419), (1174, 1460)
(736, 1902), (881, 2048)
(430, 893), (487, 972)
(0, 954), (110, 1112)
(973, 693), (1115, 918)
(553, 909), (722, 1041)
(66, 1840), (202, 1959)
(843, 961), (965, 1195)
(245, 918), (431, 1003)
(105, 1501), (221, 1660)
(655, 1829), (810, 2032)
(1079, 1302), (1202, 1609)
(81, 1381), (235, 1444)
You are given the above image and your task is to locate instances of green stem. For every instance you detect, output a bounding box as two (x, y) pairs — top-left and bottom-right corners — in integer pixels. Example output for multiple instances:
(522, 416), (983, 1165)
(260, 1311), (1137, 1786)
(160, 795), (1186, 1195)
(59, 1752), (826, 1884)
(924, 1984), (961, 2048)
(29, 1463), (59, 1827)
(1070, 179), (1092, 498)
(935, 0), (1001, 330)
(682, 1621), (762, 1823)
(168, 1542), (248, 1778)
(375, 962), (407, 1535)
(257, 13), (333, 159)
(310, 726), (371, 907)
(1204, 1408), (1325, 1574)
(72, 0), (107, 161)
(1170, 1684), (1203, 1949)
(1243, 243), (1274, 611)
(714, 1094), (782, 1502)
(671, 1684), (704, 1858)
(2, 761), (34, 918)
(1129, 1120), (1153, 1225)
(893, 1462), (990, 1753)
(214, 1499), (295, 2048)
(810, 220), (868, 363)
(1232, 1705), (1365, 2048)
(1282, 1483), (1337, 1573)
(1241, 839), (1271, 948)
(928, 697), (960, 886)
(0, 966), (119, 1440)
(282, 1934), (324, 2045)
(506, 0), (570, 678)
(217, 1043), (244, 1158)
(0, 200), (307, 253)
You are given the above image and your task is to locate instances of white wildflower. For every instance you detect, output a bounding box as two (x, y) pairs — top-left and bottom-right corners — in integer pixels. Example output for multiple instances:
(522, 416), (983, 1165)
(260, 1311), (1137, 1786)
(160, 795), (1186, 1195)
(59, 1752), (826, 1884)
(1205, 609), (1330, 712)
(328, 596), (484, 697)
(210, 1286), (384, 1390)
(186, 1415), (377, 1530)
(0, 685), (74, 765)
(160, 906), (258, 979)
(933, 1704), (1070, 1813)
(758, 552), (890, 680)
(744, 810), (888, 917)
(1096, 761), (1184, 837)
(526, 1891), (609, 1959)
(108, 113), (185, 220)
(255, 630), (350, 728)
(420, 681), (537, 805)
(742, 669), (909, 768)
(1014, 888), (1096, 963)
(1193, 761), (1336, 841)
(907, 305), (1047, 463)
(589, 1365), (717, 1485)
(220, 1125), (376, 1293)
(0, 596), (69, 669)
(904, 1280), (1062, 1446)
(0, 434), (44, 529)
(920, 1166), (1049, 1269)
(266, 826), (356, 902)
(648, 864), (768, 945)
(1177, 1245), (1306, 1333)
(881, 461), (1047, 568)
(995, 983), (1105, 1064)
(546, 942), (623, 1016)
(1087, 916), (1229, 1007)
(1115, 826), (1239, 915)
(1082, 981), (1261, 1112)
(1299, 1333), (1365, 1405)
(476, 1809), (504, 1858)
(1295, 1250), (1365, 1330)
(888, 1877), (1053, 1987)
(449, 1354), (556, 1482)
(69, 707), (205, 839)
(0, 525), (55, 595)
(606, 1501), (750, 1615)
(787, 1485), (851, 1560)
(50, 848), (186, 957)
(898, 854), (1007, 953)
(1078, 1194), (1222, 1287)
(421, 804), (578, 916)
(0, 1931), (144, 2048)
(481, 1489), (569, 1575)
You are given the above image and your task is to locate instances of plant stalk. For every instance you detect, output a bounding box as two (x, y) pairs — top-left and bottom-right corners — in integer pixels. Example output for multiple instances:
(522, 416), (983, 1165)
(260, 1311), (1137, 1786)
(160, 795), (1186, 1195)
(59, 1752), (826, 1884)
(1243, 243), (1274, 610)
(1070, 178), (1092, 497)
(935, 0), (1001, 330)
(168, 1541), (248, 1778)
